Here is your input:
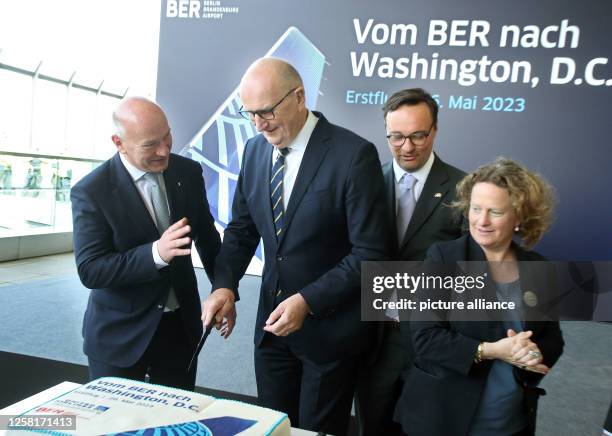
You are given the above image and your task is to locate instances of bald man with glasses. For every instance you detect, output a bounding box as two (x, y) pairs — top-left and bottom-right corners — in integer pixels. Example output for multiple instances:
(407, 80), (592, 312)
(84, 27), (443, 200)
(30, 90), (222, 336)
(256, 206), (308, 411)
(201, 57), (390, 435)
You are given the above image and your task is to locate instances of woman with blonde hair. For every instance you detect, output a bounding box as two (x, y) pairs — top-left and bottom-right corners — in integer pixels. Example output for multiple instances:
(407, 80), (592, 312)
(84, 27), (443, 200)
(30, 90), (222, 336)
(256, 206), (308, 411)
(394, 157), (564, 436)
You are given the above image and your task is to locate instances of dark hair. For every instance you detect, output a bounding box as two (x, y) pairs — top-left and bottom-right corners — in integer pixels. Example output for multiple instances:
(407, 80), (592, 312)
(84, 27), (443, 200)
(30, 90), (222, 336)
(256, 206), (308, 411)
(383, 88), (438, 127)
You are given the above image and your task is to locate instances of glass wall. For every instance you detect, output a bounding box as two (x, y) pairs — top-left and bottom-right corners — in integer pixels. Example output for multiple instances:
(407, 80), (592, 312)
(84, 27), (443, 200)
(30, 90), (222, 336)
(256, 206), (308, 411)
(0, 63), (125, 160)
(0, 63), (120, 237)
(0, 152), (101, 236)
(0, 0), (160, 239)
(0, 68), (32, 150)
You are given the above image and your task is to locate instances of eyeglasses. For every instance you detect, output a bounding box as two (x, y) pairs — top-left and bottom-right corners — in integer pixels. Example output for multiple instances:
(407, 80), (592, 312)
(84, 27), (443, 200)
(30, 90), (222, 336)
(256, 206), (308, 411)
(386, 124), (435, 147)
(238, 87), (297, 121)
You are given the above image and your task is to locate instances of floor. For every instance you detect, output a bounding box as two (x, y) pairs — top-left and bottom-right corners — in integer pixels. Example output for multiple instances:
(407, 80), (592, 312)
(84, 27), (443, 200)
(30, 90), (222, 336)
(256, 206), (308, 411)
(0, 253), (611, 435)
(0, 252), (76, 284)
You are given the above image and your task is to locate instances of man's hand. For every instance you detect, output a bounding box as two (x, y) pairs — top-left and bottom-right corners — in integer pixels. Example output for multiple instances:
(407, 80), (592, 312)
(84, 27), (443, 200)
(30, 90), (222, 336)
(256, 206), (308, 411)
(202, 288), (236, 339)
(157, 218), (192, 263)
(263, 293), (310, 337)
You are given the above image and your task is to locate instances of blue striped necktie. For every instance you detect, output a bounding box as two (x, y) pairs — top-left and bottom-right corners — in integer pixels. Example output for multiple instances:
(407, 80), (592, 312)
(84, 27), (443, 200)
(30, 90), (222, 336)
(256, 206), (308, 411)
(270, 147), (290, 239)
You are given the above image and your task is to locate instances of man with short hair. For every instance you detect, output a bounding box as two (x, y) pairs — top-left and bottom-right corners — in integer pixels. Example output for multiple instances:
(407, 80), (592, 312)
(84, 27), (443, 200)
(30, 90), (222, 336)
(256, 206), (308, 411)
(71, 96), (221, 390)
(201, 58), (389, 435)
(355, 88), (465, 435)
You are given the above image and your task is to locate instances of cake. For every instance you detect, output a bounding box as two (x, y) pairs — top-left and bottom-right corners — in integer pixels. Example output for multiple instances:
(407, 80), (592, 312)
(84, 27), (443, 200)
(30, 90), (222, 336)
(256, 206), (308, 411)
(10, 377), (291, 436)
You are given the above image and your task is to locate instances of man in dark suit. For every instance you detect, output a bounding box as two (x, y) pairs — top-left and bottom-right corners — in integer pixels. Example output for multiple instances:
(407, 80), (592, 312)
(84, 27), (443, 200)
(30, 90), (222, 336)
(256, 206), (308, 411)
(71, 97), (220, 390)
(355, 88), (465, 435)
(201, 58), (389, 435)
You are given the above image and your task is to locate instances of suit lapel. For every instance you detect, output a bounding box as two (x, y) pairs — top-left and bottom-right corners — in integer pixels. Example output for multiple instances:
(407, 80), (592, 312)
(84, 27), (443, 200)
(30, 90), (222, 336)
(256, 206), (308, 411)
(277, 117), (330, 247)
(515, 246), (543, 327)
(465, 235), (504, 328)
(109, 153), (159, 240)
(261, 145), (276, 240)
(162, 156), (186, 224)
(400, 155), (450, 250)
(383, 163), (398, 252)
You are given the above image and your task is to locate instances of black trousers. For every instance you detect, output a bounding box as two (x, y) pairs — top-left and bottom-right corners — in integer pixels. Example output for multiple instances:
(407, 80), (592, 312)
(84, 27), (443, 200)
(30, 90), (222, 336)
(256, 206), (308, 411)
(88, 310), (197, 391)
(355, 322), (408, 436)
(254, 332), (357, 436)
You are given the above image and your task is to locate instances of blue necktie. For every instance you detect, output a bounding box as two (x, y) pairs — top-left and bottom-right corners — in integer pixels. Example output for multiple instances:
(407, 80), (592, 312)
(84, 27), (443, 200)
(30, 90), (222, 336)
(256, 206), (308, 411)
(387, 172), (417, 321)
(271, 147), (289, 239)
(396, 173), (417, 242)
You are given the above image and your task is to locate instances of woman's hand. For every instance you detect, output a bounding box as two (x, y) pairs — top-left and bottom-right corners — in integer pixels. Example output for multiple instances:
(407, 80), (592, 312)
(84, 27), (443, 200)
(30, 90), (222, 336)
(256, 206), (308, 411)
(508, 328), (543, 366)
(482, 329), (532, 362)
(507, 329), (549, 374)
(482, 329), (550, 374)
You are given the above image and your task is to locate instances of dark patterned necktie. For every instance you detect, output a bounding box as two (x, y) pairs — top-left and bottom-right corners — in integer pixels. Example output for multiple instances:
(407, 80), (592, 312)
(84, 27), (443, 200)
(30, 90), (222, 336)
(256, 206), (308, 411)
(270, 147), (290, 239)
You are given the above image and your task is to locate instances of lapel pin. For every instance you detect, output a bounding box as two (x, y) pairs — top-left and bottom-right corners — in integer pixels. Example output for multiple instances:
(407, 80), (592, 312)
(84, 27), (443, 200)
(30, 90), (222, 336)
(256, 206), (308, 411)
(177, 181), (181, 187)
(523, 290), (538, 307)
(434, 192), (442, 198)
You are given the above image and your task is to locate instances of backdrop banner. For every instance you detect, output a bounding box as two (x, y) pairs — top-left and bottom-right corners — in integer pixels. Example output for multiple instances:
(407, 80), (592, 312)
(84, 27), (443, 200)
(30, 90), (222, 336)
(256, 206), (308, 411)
(157, 0), (612, 268)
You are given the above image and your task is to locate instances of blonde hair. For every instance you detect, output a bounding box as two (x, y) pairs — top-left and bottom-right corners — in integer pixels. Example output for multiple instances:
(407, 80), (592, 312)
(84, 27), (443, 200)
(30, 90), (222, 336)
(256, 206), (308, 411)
(454, 157), (555, 248)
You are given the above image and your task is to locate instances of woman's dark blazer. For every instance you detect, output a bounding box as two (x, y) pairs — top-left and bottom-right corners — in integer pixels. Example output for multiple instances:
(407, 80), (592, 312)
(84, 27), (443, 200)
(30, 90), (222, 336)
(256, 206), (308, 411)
(394, 234), (564, 436)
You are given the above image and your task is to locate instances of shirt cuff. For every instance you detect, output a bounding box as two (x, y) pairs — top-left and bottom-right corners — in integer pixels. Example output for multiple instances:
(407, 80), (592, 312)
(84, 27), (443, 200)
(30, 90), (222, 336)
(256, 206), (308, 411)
(152, 240), (169, 269)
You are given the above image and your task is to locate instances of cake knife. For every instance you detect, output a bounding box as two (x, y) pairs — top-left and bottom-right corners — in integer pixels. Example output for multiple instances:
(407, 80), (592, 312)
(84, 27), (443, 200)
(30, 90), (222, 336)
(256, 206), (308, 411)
(187, 324), (213, 372)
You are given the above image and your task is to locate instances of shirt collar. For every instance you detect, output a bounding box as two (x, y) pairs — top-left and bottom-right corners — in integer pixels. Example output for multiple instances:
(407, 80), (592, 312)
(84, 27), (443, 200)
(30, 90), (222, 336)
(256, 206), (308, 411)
(119, 153), (148, 182)
(274, 111), (318, 157)
(392, 151), (435, 185)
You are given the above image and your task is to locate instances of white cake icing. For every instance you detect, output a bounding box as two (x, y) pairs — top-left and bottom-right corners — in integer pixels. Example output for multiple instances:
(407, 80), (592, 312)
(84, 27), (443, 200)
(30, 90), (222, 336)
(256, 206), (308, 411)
(11, 377), (291, 436)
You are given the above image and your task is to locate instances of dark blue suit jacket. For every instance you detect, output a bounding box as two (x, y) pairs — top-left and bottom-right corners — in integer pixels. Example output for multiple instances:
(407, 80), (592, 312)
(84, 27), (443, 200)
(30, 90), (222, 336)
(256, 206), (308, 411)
(213, 112), (390, 363)
(383, 154), (465, 262)
(71, 153), (220, 367)
(378, 154), (465, 358)
(394, 234), (564, 436)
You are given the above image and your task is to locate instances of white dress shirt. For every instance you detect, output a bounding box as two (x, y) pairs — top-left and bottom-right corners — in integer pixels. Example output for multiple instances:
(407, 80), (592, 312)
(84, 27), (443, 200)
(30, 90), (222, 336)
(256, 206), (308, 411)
(271, 111), (319, 211)
(392, 150), (435, 211)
